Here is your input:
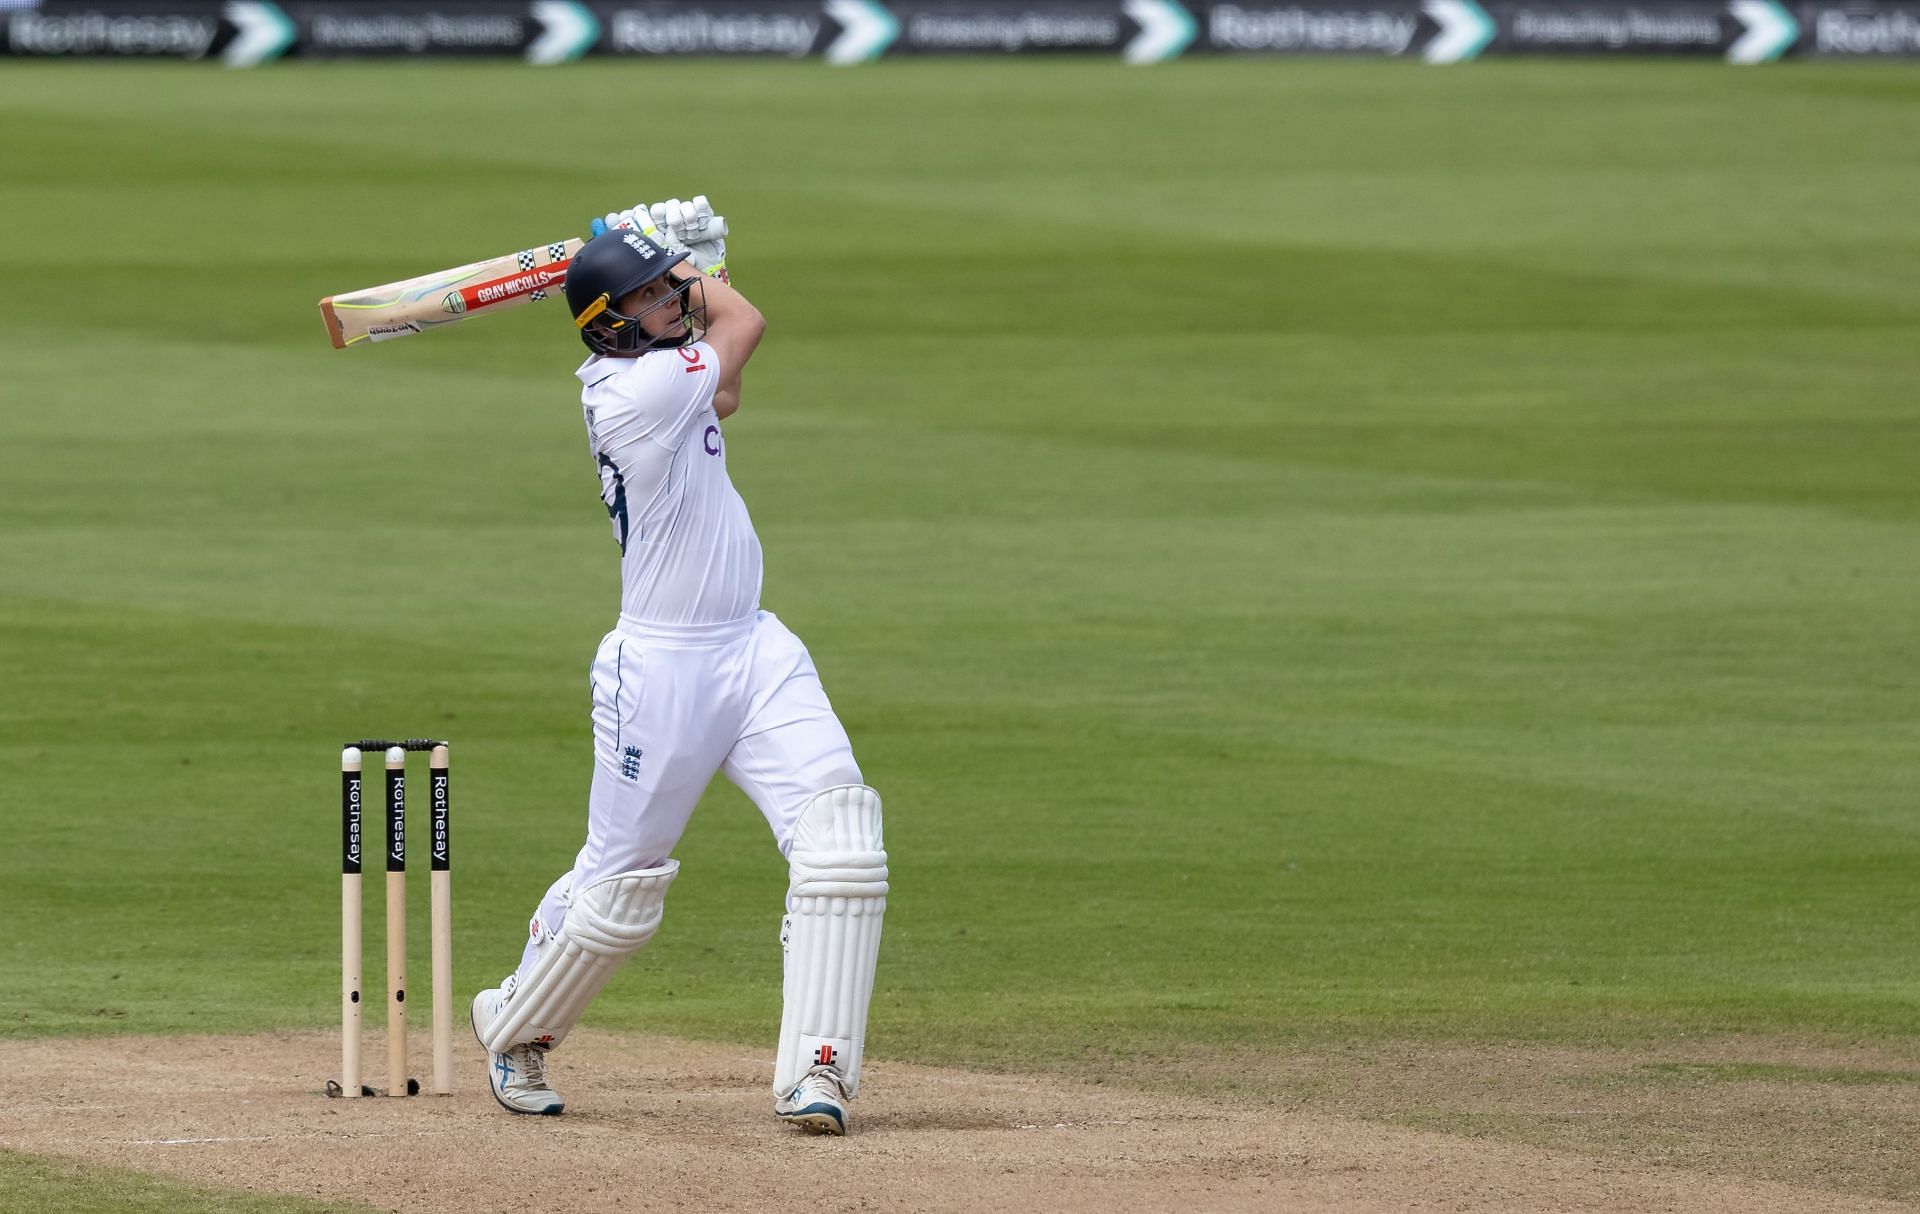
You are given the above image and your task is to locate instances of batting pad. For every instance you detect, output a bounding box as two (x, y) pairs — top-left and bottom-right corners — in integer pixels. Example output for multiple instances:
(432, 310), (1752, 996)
(481, 862), (678, 1052)
(774, 785), (888, 1097)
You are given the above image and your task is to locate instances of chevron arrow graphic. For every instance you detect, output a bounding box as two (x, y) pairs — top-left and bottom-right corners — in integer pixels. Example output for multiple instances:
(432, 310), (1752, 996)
(528, 0), (599, 65)
(1422, 0), (1494, 62)
(1123, 0), (1196, 63)
(222, 0), (294, 67)
(1727, 0), (1797, 62)
(824, 0), (897, 64)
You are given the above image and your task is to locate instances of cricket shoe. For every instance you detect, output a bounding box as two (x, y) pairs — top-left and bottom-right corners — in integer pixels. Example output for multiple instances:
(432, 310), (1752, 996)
(471, 986), (565, 1116)
(774, 1064), (850, 1135)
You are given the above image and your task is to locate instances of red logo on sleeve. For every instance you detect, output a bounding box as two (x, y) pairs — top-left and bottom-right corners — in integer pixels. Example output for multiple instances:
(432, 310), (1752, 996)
(678, 346), (706, 374)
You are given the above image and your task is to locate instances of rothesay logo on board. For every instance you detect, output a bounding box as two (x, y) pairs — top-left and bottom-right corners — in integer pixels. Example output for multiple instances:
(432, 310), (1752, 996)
(345, 777), (363, 868)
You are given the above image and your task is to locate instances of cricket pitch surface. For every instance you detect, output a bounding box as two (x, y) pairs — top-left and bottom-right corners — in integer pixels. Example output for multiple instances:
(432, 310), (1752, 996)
(3, 1031), (1912, 1212)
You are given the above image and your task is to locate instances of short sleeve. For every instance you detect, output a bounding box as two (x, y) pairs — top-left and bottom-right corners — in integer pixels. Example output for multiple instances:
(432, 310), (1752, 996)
(582, 342), (722, 454)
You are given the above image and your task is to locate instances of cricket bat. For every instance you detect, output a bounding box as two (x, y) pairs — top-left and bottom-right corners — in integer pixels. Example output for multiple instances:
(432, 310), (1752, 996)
(318, 237), (584, 350)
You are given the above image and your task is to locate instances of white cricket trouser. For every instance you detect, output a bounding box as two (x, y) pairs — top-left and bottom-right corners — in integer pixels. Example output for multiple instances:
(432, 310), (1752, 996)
(516, 610), (859, 978)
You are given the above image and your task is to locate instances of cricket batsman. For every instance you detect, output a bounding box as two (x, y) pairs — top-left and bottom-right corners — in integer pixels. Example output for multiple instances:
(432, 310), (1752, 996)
(467, 198), (887, 1136)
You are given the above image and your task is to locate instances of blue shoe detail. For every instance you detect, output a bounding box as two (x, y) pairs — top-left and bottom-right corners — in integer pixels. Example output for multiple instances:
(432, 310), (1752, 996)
(471, 988), (565, 1116)
(775, 1064), (850, 1135)
(777, 1100), (847, 1135)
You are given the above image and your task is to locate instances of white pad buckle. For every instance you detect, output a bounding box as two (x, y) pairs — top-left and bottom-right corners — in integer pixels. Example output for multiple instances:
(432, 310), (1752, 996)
(775, 785), (887, 1097)
(480, 862), (677, 1052)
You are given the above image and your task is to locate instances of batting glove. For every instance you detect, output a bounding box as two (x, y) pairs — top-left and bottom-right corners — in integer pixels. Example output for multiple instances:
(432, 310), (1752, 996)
(588, 204), (683, 250)
(650, 196), (729, 283)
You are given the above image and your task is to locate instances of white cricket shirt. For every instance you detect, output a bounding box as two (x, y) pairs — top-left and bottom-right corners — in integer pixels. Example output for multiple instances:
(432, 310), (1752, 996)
(576, 342), (762, 627)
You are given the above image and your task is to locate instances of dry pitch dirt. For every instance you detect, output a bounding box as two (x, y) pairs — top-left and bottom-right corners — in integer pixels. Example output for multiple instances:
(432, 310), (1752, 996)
(4, 1030), (1916, 1213)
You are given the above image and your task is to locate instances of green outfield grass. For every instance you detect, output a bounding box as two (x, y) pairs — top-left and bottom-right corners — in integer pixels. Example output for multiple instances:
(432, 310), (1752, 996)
(2, 55), (1916, 1126)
